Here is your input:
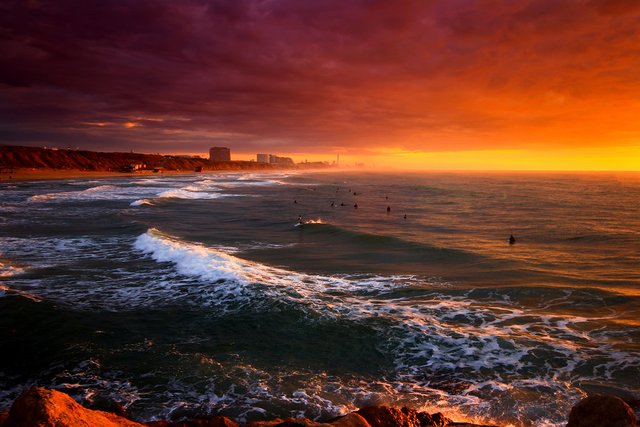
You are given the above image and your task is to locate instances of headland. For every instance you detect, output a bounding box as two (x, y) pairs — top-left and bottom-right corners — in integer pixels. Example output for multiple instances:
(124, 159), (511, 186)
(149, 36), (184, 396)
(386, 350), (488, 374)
(0, 145), (332, 181)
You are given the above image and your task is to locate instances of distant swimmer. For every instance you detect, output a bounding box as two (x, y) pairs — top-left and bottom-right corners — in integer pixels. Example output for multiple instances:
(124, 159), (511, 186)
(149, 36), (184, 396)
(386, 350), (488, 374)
(385, 195), (388, 200)
(340, 202), (345, 206)
(354, 203), (358, 209)
(353, 192), (357, 196)
(386, 206), (391, 213)
(404, 214), (407, 219)
(509, 234), (516, 245)
(294, 200), (298, 204)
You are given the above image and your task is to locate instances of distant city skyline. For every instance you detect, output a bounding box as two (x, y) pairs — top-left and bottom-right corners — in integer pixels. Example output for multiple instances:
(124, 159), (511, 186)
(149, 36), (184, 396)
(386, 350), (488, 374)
(1, 0), (639, 170)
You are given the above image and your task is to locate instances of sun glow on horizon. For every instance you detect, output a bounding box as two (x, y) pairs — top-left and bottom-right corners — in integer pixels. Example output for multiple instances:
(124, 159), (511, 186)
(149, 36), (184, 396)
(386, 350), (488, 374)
(176, 145), (639, 171)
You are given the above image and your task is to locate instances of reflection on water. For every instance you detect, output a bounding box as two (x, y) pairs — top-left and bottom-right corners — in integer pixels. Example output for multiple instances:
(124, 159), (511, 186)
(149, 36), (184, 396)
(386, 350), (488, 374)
(0, 171), (638, 427)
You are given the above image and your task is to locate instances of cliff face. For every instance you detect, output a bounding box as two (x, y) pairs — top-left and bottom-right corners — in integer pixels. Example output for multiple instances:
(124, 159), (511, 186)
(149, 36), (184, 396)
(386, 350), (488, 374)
(0, 146), (297, 172)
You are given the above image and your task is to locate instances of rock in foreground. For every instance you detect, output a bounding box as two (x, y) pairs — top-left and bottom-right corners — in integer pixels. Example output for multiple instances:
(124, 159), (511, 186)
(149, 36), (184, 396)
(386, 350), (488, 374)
(566, 395), (637, 427)
(0, 387), (493, 427)
(2, 387), (145, 427)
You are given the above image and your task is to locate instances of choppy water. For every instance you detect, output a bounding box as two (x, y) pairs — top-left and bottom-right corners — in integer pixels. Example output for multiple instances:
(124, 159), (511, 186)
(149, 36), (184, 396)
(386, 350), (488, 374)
(1, 171), (639, 427)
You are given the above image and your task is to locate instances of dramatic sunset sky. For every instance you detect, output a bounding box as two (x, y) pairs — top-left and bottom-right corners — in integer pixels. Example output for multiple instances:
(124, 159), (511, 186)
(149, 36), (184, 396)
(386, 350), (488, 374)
(1, 0), (639, 170)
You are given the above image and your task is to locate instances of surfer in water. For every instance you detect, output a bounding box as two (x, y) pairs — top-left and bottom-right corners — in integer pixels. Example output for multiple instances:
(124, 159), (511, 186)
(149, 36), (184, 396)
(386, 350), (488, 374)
(297, 215), (304, 226)
(509, 234), (516, 244)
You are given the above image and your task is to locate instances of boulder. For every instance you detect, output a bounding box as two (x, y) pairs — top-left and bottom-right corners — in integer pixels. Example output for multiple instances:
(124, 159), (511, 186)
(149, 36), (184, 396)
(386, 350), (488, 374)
(566, 395), (637, 427)
(356, 406), (452, 427)
(145, 416), (239, 427)
(330, 413), (372, 427)
(3, 387), (145, 427)
(244, 418), (325, 427)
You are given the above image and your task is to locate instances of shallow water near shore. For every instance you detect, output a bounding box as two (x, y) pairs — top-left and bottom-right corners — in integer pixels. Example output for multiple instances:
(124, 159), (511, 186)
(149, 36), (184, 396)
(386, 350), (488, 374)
(1, 171), (639, 426)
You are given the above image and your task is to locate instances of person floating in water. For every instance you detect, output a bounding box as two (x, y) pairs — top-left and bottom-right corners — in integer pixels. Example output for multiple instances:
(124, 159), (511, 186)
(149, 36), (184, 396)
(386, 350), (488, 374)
(404, 214), (407, 219)
(354, 203), (358, 209)
(386, 206), (391, 213)
(294, 200), (298, 204)
(509, 234), (516, 244)
(297, 215), (304, 225)
(331, 202), (335, 207)
(340, 202), (345, 206)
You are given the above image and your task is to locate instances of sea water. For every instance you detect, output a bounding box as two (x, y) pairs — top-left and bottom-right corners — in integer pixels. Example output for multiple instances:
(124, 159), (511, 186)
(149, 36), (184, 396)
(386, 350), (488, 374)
(0, 171), (638, 426)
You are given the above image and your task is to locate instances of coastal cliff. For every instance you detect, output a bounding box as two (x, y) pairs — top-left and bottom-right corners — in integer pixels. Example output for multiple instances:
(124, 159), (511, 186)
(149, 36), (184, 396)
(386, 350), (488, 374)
(0, 145), (327, 173)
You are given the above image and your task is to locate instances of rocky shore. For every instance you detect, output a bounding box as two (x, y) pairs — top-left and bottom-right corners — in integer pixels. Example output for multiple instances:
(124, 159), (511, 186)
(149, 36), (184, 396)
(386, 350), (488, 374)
(0, 388), (637, 427)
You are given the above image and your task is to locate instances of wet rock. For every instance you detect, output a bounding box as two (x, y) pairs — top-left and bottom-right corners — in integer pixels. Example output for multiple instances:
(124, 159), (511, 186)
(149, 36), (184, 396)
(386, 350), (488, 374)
(417, 412), (450, 427)
(145, 416), (239, 427)
(356, 406), (452, 427)
(3, 387), (145, 427)
(0, 388), (499, 427)
(330, 413), (372, 427)
(566, 395), (637, 427)
(245, 419), (324, 427)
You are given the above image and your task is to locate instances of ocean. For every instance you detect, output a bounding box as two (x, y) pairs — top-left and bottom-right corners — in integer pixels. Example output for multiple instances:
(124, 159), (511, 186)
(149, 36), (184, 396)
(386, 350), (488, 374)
(0, 171), (638, 427)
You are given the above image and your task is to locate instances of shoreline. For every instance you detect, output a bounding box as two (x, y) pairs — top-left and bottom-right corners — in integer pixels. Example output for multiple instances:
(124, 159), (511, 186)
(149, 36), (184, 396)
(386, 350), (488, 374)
(0, 388), (637, 427)
(0, 167), (299, 182)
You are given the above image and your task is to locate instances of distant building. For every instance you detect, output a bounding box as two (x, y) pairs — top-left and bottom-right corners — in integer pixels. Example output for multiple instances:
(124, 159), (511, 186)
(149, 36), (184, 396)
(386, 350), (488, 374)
(209, 147), (231, 162)
(121, 163), (146, 172)
(256, 153), (294, 165)
(269, 155), (294, 165)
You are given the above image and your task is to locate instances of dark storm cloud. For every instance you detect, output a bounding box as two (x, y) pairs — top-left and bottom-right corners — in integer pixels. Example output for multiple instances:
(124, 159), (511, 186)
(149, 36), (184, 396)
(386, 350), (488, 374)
(1, 0), (639, 155)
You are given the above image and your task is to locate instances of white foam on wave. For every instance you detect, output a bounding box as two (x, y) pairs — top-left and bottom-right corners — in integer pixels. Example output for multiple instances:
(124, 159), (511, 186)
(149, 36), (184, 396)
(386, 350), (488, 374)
(134, 229), (408, 296)
(28, 185), (168, 203)
(131, 230), (640, 426)
(130, 199), (155, 206)
(155, 188), (222, 200)
(3, 229), (636, 426)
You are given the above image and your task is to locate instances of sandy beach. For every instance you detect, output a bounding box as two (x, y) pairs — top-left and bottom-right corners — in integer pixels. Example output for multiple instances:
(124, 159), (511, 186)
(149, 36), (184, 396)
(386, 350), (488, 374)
(0, 168), (209, 182)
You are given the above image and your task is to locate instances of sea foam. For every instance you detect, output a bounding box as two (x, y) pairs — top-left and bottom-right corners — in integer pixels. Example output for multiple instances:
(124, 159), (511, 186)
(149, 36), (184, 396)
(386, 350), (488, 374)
(131, 230), (640, 425)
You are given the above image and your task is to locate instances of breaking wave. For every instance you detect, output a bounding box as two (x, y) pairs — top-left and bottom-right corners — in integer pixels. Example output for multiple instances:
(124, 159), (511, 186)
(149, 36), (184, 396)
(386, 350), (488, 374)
(128, 229), (640, 426)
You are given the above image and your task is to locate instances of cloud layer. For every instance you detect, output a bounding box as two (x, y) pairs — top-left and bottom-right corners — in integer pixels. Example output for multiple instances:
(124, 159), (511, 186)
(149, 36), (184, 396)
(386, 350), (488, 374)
(1, 0), (639, 157)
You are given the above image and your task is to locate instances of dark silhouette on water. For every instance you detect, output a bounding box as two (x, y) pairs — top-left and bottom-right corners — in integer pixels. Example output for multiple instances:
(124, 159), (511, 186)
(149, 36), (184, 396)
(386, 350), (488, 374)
(387, 206), (391, 213)
(509, 234), (516, 245)
(404, 214), (407, 219)
(354, 203), (358, 209)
